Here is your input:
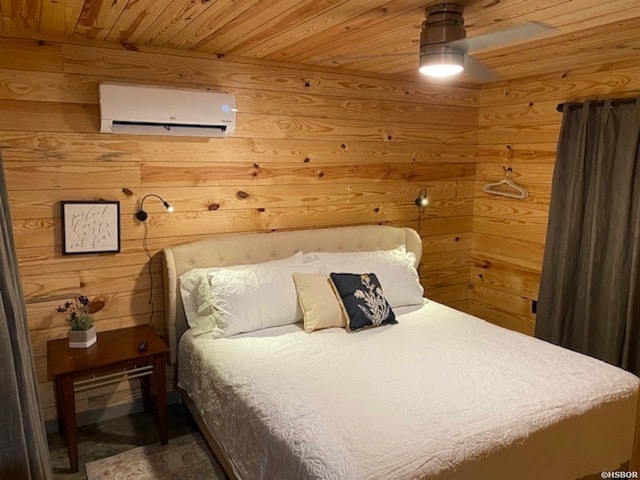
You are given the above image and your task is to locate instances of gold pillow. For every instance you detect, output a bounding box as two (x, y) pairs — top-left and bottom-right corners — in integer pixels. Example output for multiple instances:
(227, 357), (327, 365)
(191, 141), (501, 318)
(292, 273), (347, 333)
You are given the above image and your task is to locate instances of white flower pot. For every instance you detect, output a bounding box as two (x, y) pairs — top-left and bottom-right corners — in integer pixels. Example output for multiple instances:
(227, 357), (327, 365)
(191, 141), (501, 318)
(68, 326), (97, 348)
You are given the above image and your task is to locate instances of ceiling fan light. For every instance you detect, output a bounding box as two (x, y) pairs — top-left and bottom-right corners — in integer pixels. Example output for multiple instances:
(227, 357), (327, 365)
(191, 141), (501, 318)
(419, 63), (464, 77)
(419, 52), (464, 77)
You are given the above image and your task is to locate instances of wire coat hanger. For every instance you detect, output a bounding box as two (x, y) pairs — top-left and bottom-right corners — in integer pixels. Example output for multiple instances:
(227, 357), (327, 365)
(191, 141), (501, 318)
(482, 167), (529, 199)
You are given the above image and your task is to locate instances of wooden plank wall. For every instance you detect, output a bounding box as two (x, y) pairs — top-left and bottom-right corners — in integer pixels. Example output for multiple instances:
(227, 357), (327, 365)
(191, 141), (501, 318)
(471, 62), (640, 335)
(0, 37), (478, 421)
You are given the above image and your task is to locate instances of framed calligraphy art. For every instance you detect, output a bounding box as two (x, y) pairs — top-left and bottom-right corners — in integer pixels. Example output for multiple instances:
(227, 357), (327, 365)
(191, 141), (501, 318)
(61, 201), (121, 255)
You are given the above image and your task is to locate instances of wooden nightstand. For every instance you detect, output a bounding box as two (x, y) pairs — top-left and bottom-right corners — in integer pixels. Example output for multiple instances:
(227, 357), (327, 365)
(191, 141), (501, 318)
(47, 325), (169, 473)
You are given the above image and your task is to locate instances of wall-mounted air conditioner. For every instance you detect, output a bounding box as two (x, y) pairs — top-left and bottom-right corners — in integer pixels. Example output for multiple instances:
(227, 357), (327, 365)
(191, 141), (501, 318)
(99, 83), (236, 138)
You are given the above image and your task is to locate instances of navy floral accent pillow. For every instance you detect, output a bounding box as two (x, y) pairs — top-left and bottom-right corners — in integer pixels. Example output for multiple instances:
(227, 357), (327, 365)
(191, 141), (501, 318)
(329, 273), (396, 332)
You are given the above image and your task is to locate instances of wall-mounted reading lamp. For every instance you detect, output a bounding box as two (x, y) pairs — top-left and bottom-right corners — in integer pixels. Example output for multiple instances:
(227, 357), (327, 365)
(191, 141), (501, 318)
(415, 188), (429, 208)
(415, 188), (429, 233)
(135, 194), (174, 222)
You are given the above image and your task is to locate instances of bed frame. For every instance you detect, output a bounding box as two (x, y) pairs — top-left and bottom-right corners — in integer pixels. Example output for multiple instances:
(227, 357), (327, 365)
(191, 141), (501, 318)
(162, 225), (422, 478)
(162, 225), (639, 479)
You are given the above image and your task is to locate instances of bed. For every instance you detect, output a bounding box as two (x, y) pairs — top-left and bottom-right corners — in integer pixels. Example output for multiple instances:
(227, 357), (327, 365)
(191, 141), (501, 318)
(162, 225), (640, 480)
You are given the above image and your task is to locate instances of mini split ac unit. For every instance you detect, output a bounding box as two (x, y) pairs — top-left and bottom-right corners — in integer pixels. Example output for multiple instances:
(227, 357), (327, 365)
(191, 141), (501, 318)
(99, 83), (236, 138)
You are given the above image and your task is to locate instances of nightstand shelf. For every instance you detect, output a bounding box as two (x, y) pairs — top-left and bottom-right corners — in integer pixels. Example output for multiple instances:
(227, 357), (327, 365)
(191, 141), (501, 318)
(47, 325), (169, 473)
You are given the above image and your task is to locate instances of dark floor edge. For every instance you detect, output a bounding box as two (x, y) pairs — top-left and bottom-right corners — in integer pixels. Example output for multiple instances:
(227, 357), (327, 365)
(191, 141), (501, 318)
(45, 391), (180, 434)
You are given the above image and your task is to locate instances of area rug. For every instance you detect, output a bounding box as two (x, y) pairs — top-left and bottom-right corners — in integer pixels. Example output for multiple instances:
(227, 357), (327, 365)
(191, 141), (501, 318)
(85, 433), (226, 480)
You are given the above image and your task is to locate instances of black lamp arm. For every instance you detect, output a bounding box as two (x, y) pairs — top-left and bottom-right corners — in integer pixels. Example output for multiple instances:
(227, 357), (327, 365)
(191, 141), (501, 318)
(139, 194), (166, 210)
(135, 194), (172, 222)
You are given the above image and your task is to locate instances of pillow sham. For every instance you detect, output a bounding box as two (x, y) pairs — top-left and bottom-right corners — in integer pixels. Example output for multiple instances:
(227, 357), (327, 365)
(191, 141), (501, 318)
(329, 273), (396, 332)
(180, 252), (306, 330)
(309, 246), (423, 308)
(292, 273), (347, 333)
(194, 260), (324, 338)
(310, 245), (411, 264)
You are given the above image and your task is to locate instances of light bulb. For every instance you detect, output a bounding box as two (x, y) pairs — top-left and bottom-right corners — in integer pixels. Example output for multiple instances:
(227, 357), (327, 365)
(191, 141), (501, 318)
(419, 63), (464, 77)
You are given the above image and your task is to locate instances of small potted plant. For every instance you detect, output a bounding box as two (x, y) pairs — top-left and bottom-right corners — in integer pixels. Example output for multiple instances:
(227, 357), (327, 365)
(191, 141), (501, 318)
(56, 296), (97, 348)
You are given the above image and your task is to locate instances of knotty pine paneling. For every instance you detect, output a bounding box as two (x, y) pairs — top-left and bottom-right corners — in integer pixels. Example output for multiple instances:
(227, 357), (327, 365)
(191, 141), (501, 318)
(61, 43), (478, 107)
(0, 132), (477, 164)
(7, 182), (474, 219)
(0, 37), (63, 72)
(471, 63), (640, 335)
(0, 66), (480, 127)
(0, 38), (477, 421)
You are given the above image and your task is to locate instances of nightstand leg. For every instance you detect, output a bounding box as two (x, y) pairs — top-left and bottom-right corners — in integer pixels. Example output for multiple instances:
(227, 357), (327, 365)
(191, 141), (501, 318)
(153, 355), (168, 445)
(55, 377), (65, 435)
(60, 375), (79, 473)
(140, 374), (152, 413)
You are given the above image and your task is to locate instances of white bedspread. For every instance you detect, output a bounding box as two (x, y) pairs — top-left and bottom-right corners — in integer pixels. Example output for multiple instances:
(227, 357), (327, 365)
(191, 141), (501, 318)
(178, 301), (639, 480)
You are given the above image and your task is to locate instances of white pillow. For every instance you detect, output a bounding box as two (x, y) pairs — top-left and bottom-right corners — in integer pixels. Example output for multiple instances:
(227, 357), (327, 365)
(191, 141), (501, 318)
(307, 246), (424, 307)
(180, 252), (306, 331)
(309, 245), (412, 265)
(193, 260), (325, 338)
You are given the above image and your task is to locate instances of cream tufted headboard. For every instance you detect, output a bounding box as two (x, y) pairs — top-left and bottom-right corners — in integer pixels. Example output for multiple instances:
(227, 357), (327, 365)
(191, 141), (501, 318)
(162, 225), (422, 363)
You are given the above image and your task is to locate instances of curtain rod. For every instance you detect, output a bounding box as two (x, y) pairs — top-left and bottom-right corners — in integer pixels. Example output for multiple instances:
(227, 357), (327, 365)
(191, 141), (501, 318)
(556, 97), (638, 112)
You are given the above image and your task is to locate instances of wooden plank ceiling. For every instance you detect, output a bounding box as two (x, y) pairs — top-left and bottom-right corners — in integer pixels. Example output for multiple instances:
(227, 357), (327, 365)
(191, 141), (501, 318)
(2, 0), (640, 82)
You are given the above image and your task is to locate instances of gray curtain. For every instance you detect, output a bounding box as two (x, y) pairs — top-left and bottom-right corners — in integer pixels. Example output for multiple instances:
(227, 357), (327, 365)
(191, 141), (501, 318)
(0, 152), (52, 479)
(536, 98), (640, 375)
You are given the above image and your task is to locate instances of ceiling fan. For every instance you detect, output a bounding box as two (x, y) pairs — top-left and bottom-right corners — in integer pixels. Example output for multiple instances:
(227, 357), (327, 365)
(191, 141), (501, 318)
(327, 3), (556, 81)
